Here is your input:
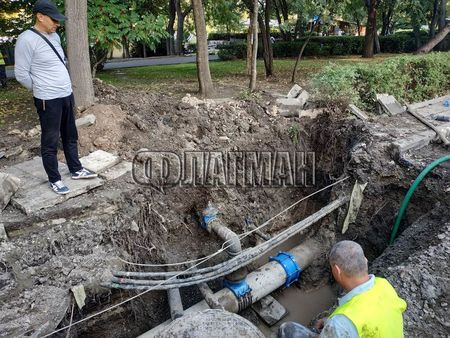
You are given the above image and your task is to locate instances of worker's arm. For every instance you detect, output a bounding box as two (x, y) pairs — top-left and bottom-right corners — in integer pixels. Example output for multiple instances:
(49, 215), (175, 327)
(14, 36), (34, 91)
(320, 315), (358, 338)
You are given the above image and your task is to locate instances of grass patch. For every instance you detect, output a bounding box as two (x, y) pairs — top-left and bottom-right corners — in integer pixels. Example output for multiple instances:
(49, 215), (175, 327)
(0, 81), (37, 130)
(97, 54), (394, 92)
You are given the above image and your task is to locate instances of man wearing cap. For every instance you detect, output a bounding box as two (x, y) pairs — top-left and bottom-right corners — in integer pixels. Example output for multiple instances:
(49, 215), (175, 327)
(14, 0), (97, 195)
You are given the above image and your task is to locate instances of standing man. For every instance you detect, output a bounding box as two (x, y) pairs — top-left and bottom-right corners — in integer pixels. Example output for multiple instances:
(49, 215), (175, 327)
(279, 240), (407, 338)
(15, 0), (97, 195)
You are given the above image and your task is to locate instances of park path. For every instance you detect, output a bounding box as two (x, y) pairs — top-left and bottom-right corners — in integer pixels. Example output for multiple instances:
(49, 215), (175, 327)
(6, 54), (220, 78)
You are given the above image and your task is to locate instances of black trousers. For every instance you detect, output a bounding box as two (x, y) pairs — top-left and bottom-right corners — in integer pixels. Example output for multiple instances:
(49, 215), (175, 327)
(34, 93), (82, 183)
(0, 65), (6, 87)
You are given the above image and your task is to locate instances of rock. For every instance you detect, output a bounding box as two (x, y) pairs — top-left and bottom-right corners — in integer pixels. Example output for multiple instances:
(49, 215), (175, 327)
(0, 173), (21, 213)
(287, 84), (303, 99)
(0, 223), (8, 240)
(71, 285), (86, 310)
(251, 295), (287, 326)
(27, 127), (41, 138)
(75, 114), (96, 128)
(299, 108), (324, 119)
(4, 146), (23, 159)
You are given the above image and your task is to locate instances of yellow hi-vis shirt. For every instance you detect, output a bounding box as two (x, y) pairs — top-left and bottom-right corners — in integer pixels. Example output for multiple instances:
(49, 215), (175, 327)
(330, 277), (407, 338)
(0, 56), (5, 66)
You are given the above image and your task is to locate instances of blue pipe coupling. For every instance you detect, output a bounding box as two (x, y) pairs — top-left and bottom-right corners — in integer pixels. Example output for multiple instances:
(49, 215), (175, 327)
(223, 279), (252, 298)
(200, 202), (218, 231)
(270, 251), (302, 287)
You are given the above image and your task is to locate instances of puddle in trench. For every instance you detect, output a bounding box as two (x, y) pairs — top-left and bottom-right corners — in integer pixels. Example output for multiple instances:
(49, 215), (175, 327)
(257, 284), (336, 337)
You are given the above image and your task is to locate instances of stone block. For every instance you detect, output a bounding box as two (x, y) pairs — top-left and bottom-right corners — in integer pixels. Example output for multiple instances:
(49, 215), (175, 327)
(80, 150), (120, 173)
(251, 295), (287, 326)
(75, 114), (96, 128)
(287, 84), (303, 98)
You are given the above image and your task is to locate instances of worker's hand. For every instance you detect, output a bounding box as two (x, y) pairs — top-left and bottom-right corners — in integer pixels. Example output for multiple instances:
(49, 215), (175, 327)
(314, 317), (327, 332)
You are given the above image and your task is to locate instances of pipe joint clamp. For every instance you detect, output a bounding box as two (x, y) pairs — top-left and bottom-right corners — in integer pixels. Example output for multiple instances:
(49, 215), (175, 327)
(223, 279), (252, 299)
(270, 251), (302, 287)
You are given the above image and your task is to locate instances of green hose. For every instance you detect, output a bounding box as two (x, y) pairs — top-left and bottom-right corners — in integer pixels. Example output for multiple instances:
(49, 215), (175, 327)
(390, 154), (450, 244)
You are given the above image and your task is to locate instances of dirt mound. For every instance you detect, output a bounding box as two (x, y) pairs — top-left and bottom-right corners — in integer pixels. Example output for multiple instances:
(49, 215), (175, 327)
(77, 104), (130, 156)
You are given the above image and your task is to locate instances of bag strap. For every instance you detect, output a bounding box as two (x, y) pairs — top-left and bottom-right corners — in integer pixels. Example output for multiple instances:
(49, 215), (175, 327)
(28, 28), (67, 69)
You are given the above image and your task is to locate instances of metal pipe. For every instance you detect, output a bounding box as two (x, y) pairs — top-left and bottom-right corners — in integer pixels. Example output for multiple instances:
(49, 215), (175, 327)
(139, 239), (321, 337)
(110, 197), (349, 290)
(167, 288), (183, 320)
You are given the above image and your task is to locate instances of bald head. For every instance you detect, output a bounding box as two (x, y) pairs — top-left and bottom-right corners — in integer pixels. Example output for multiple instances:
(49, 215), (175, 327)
(329, 240), (368, 278)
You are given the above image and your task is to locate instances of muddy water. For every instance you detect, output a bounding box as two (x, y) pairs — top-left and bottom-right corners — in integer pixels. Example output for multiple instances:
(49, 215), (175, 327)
(253, 233), (337, 337)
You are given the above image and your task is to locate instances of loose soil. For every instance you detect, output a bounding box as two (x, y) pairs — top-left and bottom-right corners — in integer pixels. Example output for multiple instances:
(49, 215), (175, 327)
(0, 81), (448, 338)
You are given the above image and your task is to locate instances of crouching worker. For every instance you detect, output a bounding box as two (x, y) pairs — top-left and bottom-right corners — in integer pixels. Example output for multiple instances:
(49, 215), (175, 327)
(14, 0), (97, 195)
(279, 240), (407, 338)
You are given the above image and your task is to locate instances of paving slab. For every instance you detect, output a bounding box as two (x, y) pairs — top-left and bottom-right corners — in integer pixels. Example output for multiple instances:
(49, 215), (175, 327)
(99, 161), (132, 181)
(80, 150), (120, 173)
(377, 94), (406, 116)
(349, 104), (369, 120)
(1, 158), (103, 215)
(391, 122), (450, 155)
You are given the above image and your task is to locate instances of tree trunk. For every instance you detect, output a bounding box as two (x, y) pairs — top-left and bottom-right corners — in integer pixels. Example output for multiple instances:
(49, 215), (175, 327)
(243, 0), (273, 77)
(249, 0), (259, 91)
(122, 36), (130, 59)
(363, 0), (378, 58)
(191, 0), (214, 97)
(143, 44), (147, 58)
(167, 0), (176, 56)
(246, 14), (253, 76)
(374, 30), (381, 54)
(65, 0), (94, 110)
(356, 18), (361, 36)
(263, 0), (274, 77)
(412, 19), (422, 49)
(429, 0), (440, 38)
(416, 22), (450, 54)
(291, 17), (318, 83)
(437, 0), (447, 50)
(176, 2), (192, 55)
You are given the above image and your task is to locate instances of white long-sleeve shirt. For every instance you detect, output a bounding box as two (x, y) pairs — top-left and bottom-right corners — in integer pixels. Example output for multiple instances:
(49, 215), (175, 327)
(14, 29), (72, 100)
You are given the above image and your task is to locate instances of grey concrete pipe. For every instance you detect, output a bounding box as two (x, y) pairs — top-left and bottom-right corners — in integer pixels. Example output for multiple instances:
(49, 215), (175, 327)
(140, 239), (321, 337)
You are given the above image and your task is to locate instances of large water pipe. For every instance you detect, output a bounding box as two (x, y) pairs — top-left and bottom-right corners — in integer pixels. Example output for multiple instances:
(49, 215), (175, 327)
(139, 239), (321, 337)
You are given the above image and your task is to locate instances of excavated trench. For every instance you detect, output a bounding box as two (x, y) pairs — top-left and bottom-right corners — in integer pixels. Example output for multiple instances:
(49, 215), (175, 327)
(0, 84), (449, 337)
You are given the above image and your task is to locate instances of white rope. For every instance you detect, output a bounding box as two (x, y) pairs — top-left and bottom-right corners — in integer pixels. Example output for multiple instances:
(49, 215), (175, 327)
(42, 177), (349, 336)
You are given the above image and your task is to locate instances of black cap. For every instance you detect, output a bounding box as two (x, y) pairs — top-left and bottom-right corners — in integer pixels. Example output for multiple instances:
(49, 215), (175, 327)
(33, 0), (66, 21)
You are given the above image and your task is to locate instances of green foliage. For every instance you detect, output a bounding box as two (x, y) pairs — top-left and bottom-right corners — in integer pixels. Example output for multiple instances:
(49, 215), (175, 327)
(312, 52), (450, 111)
(288, 125), (300, 145)
(87, 0), (168, 51)
(217, 33), (450, 61)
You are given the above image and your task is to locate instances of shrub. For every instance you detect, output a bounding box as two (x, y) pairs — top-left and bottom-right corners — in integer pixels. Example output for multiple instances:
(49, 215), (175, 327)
(312, 52), (450, 111)
(217, 34), (450, 60)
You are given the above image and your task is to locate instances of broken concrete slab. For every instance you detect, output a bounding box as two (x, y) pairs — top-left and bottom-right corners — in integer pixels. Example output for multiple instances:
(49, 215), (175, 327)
(80, 150), (120, 173)
(287, 84), (303, 99)
(75, 114), (96, 128)
(0, 223), (7, 240)
(0, 173), (20, 213)
(276, 98), (304, 107)
(376, 94), (406, 116)
(391, 122), (450, 155)
(2, 157), (103, 215)
(99, 161), (132, 181)
(349, 104), (369, 120)
(251, 295), (287, 326)
(297, 90), (310, 108)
